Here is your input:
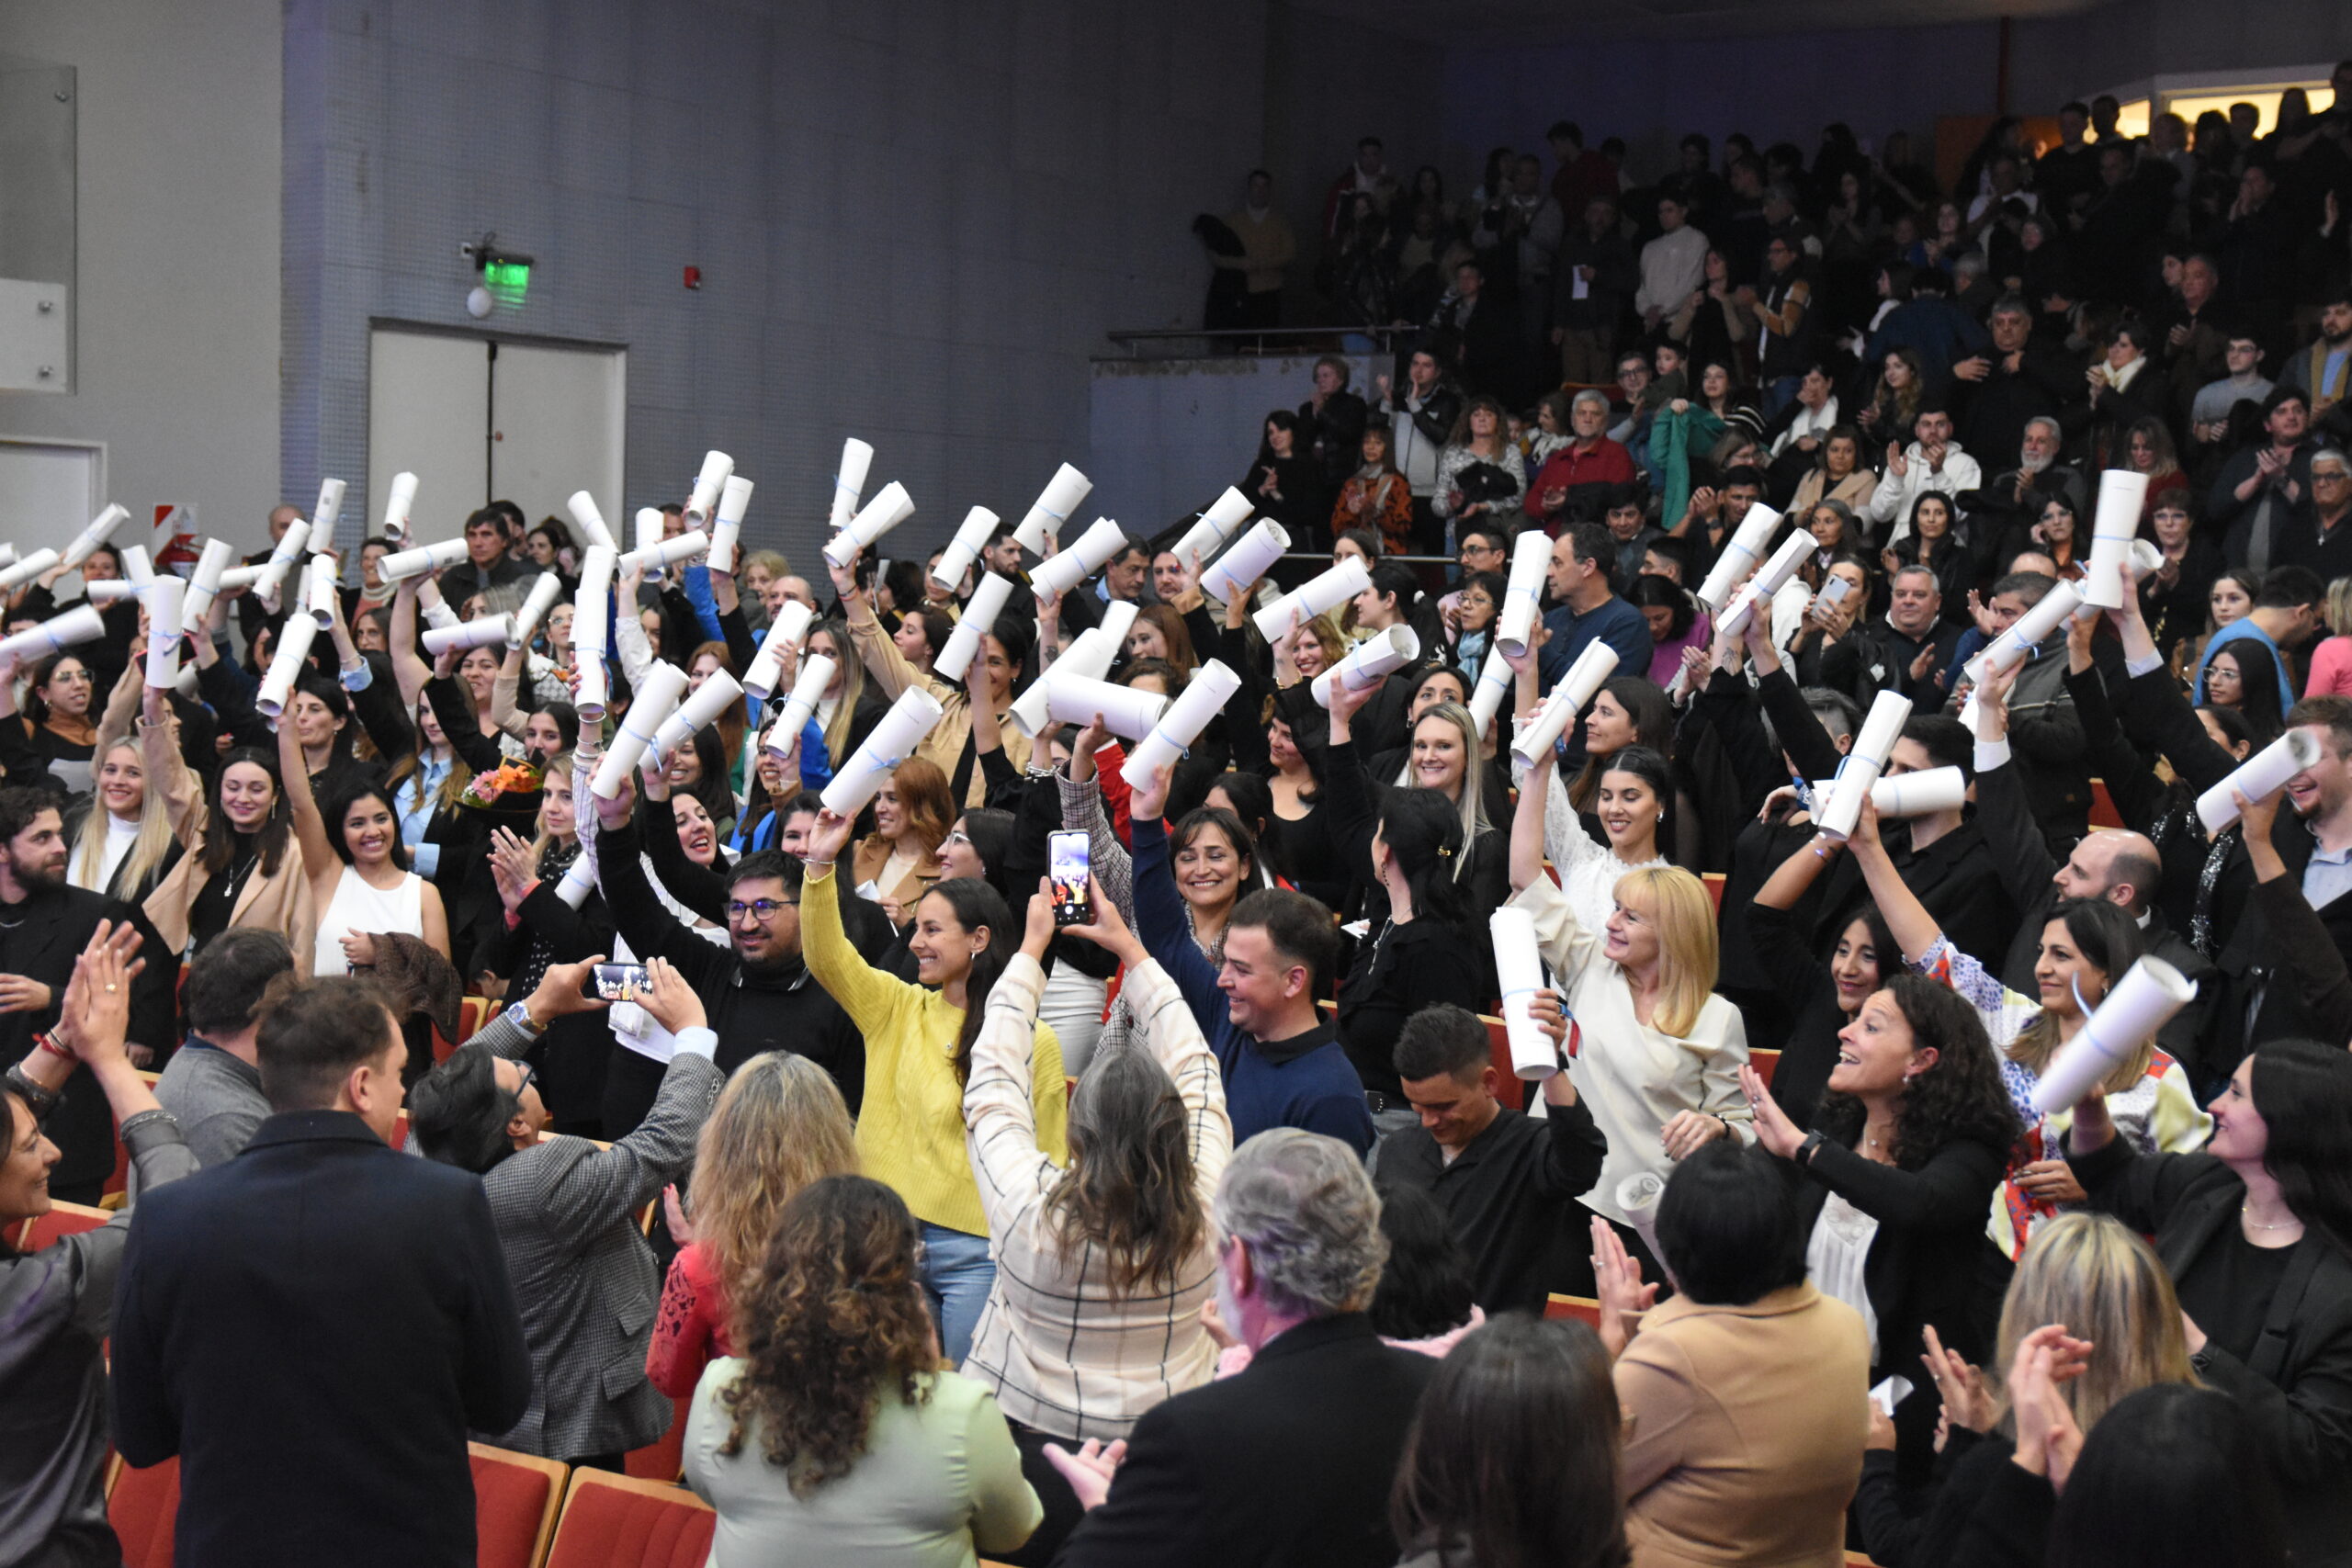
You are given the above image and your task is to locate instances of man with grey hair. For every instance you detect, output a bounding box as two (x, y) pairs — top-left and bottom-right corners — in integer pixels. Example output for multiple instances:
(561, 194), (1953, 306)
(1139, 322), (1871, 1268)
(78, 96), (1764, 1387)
(1964, 411), (2085, 571)
(1047, 1130), (1439, 1568)
(1524, 388), (1635, 527)
(2273, 446), (2352, 582)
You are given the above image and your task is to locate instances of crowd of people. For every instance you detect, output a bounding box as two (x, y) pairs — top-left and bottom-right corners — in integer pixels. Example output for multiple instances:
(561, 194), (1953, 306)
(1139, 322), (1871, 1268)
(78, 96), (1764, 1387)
(6, 83), (2352, 1568)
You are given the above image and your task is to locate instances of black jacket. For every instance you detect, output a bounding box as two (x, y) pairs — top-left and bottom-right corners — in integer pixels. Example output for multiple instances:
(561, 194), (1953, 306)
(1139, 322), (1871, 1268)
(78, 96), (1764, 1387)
(1054, 1313), (1438, 1568)
(109, 1111), (532, 1568)
(2069, 1134), (2352, 1564)
(1374, 1100), (1607, 1314)
(596, 816), (865, 1110)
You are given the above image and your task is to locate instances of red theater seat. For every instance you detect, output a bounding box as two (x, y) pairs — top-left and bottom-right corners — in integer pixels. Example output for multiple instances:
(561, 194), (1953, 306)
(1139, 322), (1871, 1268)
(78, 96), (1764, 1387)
(470, 1442), (569, 1568)
(107, 1455), (181, 1568)
(20, 1199), (110, 1252)
(543, 1468), (716, 1568)
(1544, 1293), (1602, 1328)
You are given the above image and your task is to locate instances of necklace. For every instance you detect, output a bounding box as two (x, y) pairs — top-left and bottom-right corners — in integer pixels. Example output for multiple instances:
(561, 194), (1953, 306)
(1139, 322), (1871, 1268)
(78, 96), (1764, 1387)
(2242, 1203), (2301, 1232)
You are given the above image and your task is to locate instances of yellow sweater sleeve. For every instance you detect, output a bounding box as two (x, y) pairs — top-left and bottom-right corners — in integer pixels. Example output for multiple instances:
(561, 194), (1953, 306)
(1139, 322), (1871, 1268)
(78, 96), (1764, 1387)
(1028, 1017), (1069, 1165)
(801, 863), (911, 1036)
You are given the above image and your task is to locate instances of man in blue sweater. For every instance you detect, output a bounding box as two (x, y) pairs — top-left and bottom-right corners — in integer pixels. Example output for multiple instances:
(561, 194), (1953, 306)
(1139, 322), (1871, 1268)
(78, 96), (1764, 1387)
(1127, 763), (1374, 1156)
(1537, 520), (1654, 689)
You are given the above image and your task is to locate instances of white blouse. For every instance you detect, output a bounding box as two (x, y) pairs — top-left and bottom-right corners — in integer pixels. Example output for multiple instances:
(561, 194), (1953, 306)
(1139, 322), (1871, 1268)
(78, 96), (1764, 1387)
(1806, 1193), (1882, 1361)
(1540, 765), (1668, 941)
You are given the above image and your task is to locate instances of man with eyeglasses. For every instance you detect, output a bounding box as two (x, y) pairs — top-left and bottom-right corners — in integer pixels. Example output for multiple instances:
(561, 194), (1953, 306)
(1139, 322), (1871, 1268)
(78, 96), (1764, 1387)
(590, 785), (865, 1127)
(2275, 447), (2352, 585)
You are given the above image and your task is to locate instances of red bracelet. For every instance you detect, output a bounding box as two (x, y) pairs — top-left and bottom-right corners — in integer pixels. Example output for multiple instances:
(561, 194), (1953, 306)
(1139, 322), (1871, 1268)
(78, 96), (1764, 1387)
(32, 1034), (74, 1063)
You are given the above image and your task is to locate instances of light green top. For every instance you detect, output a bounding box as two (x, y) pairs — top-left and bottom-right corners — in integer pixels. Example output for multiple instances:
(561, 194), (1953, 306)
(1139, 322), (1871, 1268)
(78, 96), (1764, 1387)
(684, 1358), (1041, 1568)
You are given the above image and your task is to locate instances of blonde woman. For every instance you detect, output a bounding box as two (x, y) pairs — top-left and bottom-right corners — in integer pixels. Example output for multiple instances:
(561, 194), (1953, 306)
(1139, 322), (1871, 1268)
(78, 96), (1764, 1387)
(1855, 1213), (2198, 1563)
(1509, 745), (1751, 1286)
(2305, 575), (2352, 697)
(647, 1052), (859, 1401)
(67, 737), (178, 907)
(1384, 701), (1507, 913)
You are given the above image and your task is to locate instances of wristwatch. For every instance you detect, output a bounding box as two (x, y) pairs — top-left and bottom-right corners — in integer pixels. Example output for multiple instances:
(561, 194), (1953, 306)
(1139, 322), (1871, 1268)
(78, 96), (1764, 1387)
(503, 1000), (546, 1038)
(1796, 1129), (1829, 1167)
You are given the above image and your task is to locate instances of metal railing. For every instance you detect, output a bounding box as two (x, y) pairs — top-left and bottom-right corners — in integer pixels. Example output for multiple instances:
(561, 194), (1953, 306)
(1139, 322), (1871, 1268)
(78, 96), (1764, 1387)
(1102, 324), (1415, 359)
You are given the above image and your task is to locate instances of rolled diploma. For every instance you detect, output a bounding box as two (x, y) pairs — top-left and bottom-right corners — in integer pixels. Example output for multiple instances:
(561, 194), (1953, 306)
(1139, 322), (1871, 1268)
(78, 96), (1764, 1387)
(1968, 581), (2083, 683)
(653, 671), (745, 762)
(764, 653), (837, 754)
(1816, 689), (1913, 840)
(829, 438), (875, 534)
(1096, 601), (1139, 661)
(932, 506), (1001, 592)
(2081, 470), (2151, 609)
(0, 545), (15, 569)
(2029, 956), (2199, 1114)
(575, 660), (610, 722)
(573, 546), (616, 660)
(1170, 487), (1253, 573)
(934, 572), (1016, 683)
(1251, 556), (1370, 642)
(709, 475), (754, 573)
(1695, 502), (1783, 612)
(1012, 463), (1092, 554)
(141, 578), (186, 687)
(684, 450), (734, 525)
(305, 557), (339, 626)
(1123, 659), (1242, 789)
(1198, 519), (1288, 604)
(60, 504), (131, 570)
(635, 507), (664, 558)
(254, 614), (318, 718)
(1715, 528), (1815, 640)
(264, 516), (312, 575)
(2131, 539), (2163, 575)
(1007, 626), (1115, 738)
(1494, 529), (1553, 656)
(553, 845), (598, 909)
(1028, 516), (1129, 600)
(590, 661), (689, 798)
(821, 481), (916, 569)
(311, 478), (347, 547)
(382, 536), (467, 581)
(1466, 645), (1513, 739)
(420, 614), (514, 656)
(119, 545), (155, 584)
(1312, 626), (1421, 706)
(820, 687), (946, 818)
(382, 471), (419, 542)
(621, 529), (709, 573)
(1618, 1172), (1668, 1263)
(1491, 906), (1556, 1079)
(0, 604), (107, 661)
(567, 491), (618, 552)
(215, 565), (267, 592)
(741, 600), (813, 698)
(86, 581), (141, 605)
(511, 572), (564, 649)
(1510, 641), (1619, 766)
(0, 549), (61, 594)
(182, 538), (236, 626)
(1871, 765), (1966, 818)
(1046, 671), (1169, 741)
(2195, 728), (2323, 833)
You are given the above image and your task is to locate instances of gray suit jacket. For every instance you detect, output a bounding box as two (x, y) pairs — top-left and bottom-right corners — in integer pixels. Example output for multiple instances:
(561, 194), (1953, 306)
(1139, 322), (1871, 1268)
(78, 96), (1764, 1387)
(465, 1010), (722, 1460)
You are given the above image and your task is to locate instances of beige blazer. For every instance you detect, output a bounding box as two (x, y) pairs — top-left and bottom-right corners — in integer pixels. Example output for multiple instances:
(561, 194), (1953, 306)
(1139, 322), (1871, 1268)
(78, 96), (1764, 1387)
(1616, 1282), (1871, 1568)
(852, 832), (943, 922)
(844, 604), (1032, 808)
(139, 716), (318, 974)
(1787, 465), (1879, 517)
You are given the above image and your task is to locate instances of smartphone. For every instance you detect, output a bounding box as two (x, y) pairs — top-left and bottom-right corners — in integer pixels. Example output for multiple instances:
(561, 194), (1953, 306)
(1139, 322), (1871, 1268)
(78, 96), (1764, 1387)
(1049, 829), (1092, 927)
(587, 963), (650, 1002)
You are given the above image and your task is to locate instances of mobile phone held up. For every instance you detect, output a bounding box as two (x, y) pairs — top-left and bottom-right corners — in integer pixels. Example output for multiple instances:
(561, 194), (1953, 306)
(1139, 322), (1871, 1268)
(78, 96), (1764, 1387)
(1049, 829), (1093, 927)
(586, 963), (651, 1002)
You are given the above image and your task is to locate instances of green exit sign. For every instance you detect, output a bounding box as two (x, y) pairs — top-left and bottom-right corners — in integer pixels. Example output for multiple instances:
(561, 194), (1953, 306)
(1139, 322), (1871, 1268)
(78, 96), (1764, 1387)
(484, 259), (530, 304)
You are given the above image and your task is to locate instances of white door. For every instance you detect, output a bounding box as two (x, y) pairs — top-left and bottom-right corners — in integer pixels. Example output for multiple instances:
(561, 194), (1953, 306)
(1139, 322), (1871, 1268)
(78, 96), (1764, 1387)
(490, 340), (627, 533)
(367, 326), (624, 547)
(368, 331), (489, 542)
(0, 434), (104, 552)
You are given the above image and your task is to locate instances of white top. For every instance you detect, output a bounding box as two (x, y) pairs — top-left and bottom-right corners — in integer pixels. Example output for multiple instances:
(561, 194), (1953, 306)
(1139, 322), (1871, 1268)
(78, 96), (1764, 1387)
(72, 812), (141, 894)
(1806, 1193), (1882, 1360)
(1540, 765), (1668, 940)
(1510, 872), (1752, 1225)
(312, 864), (425, 975)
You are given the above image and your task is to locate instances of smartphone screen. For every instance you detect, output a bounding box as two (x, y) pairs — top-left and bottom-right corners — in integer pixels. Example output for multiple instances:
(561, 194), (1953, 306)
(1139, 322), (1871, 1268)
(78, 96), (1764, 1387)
(1049, 829), (1092, 927)
(589, 963), (651, 1002)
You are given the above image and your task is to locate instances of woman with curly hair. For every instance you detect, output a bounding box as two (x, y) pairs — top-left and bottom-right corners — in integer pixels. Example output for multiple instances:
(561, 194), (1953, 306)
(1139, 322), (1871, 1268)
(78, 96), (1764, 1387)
(648, 1053), (858, 1400)
(1737, 963), (2022, 1483)
(684, 1174), (1042, 1565)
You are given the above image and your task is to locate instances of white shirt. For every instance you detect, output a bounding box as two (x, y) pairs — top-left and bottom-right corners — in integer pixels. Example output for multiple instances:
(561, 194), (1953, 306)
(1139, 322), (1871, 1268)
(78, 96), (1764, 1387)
(1865, 441), (1984, 541)
(1806, 1193), (1883, 1359)
(1770, 396), (1842, 458)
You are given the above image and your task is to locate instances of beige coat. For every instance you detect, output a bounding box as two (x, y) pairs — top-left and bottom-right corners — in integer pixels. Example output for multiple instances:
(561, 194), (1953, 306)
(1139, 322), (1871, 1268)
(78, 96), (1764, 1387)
(139, 716), (318, 974)
(1787, 466), (1879, 517)
(1616, 1283), (1871, 1568)
(845, 604), (1031, 809)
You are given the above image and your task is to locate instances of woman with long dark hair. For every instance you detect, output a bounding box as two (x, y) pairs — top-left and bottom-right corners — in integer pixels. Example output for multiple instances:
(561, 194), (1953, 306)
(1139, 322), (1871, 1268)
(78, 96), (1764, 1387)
(960, 881), (1228, 1565)
(18, 652), (96, 795)
(2063, 1040), (2352, 1562)
(684, 1175), (1041, 1563)
(1388, 1316), (1629, 1568)
(283, 701), (448, 978)
(1748, 834), (1901, 1129)
(1245, 408), (1329, 550)
(798, 805), (1067, 1366)
(137, 682), (314, 968)
(1738, 969), (2021, 1480)
(2199, 638), (2286, 747)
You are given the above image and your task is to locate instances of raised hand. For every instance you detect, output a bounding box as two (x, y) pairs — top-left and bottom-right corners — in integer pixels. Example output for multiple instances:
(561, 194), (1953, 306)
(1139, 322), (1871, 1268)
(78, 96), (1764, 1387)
(1920, 1323), (1996, 1434)
(804, 806), (858, 866)
(1062, 875), (1144, 967)
(1739, 1064), (1804, 1159)
(636, 955), (707, 1034)
(1128, 761), (1173, 824)
(1589, 1216), (1657, 1358)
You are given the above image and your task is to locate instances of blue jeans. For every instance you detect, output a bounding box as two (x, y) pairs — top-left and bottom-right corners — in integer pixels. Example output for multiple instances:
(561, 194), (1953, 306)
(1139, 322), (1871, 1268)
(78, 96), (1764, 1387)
(921, 1222), (996, 1366)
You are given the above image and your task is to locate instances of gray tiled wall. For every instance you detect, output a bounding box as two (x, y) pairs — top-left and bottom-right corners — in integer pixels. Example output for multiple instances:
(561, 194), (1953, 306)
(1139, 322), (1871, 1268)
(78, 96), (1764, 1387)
(283, 0), (1266, 566)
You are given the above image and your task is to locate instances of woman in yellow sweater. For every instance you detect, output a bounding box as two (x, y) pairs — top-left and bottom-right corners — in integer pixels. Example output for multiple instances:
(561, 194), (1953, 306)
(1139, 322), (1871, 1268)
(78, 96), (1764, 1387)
(799, 800), (1068, 1365)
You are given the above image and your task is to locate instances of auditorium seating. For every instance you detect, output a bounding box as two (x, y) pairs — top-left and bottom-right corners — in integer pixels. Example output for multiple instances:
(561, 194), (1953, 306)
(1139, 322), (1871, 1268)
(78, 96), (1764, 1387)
(16, 1199), (110, 1252)
(105, 1455), (180, 1568)
(434, 996), (491, 1065)
(1749, 1047), (1780, 1087)
(542, 1468), (716, 1568)
(1476, 1014), (1524, 1110)
(1544, 1293), (1602, 1327)
(625, 1394), (694, 1483)
(470, 1442), (570, 1568)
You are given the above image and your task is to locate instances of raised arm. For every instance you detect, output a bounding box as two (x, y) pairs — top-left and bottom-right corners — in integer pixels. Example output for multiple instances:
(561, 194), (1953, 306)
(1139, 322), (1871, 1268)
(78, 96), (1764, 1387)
(797, 805), (921, 1033)
(965, 888), (1063, 1235)
(277, 690), (335, 888)
(1964, 658), (2061, 904)
(1844, 797), (1943, 964)
(1127, 766), (1225, 1032)
(1060, 720), (1136, 928)
(389, 576), (431, 716)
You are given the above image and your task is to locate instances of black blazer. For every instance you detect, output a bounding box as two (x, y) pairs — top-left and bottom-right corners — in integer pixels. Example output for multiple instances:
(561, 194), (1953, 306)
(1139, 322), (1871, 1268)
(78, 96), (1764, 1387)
(110, 1111), (531, 1568)
(1054, 1313), (1437, 1568)
(2069, 1135), (2352, 1562)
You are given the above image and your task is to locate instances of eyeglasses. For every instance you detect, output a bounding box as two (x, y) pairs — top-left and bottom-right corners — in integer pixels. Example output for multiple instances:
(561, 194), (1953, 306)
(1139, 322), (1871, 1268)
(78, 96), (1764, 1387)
(513, 1064), (537, 1099)
(943, 829), (973, 848)
(726, 898), (796, 924)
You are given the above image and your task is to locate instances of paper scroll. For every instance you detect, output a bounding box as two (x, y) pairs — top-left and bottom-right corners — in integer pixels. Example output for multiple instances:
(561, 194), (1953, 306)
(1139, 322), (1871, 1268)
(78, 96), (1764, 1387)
(653, 671), (745, 762)
(620, 529), (710, 574)
(1510, 641), (1619, 766)
(1466, 644), (1513, 739)
(1046, 671), (1169, 740)
(1967, 581), (2083, 685)
(310, 478), (347, 547)
(1122, 659), (1242, 788)
(1170, 487), (1254, 577)
(567, 491), (618, 553)
(381, 536), (467, 581)
(1030, 517), (1130, 600)
(2081, 470), (2151, 610)
(182, 538), (236, 626)
(1491, 906), (1555, 1079)
(1695, 502), (1783, 612)
(1870, 765), (1965, 819)
(2030, 956), (2199, 1114)
(1252, 557), (1369, 643)
(2195, 728), (2324, 833)
(1716, 528), (1815, 641)
(709, 475), (755, 574)
(1312, 625), (1420, 707)
(932, 506), (1001, 593)
(254, 615), (318, 718)
(763, 653), (836, 757)
(821, 481), (917, 570)
(590, 660), (689, 798)
(820, 687), (946, 818)
(934, 572), (1016, 685)
(60, 504), (130, 571)
(1198, 519), (1288, 605)
(0, 549), (61, 594)
(382, 472), (419, 543)
(1012, 462), (1092, 554)
(141, 579), (186, 688)
(1816, 689), (1913, 841)
(420, 614), (514, 657)
(511, 572), (563, 650)
(684, 450), (734, 527)
(741, 600), (814, 698)
(829, 438), (874, 534)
